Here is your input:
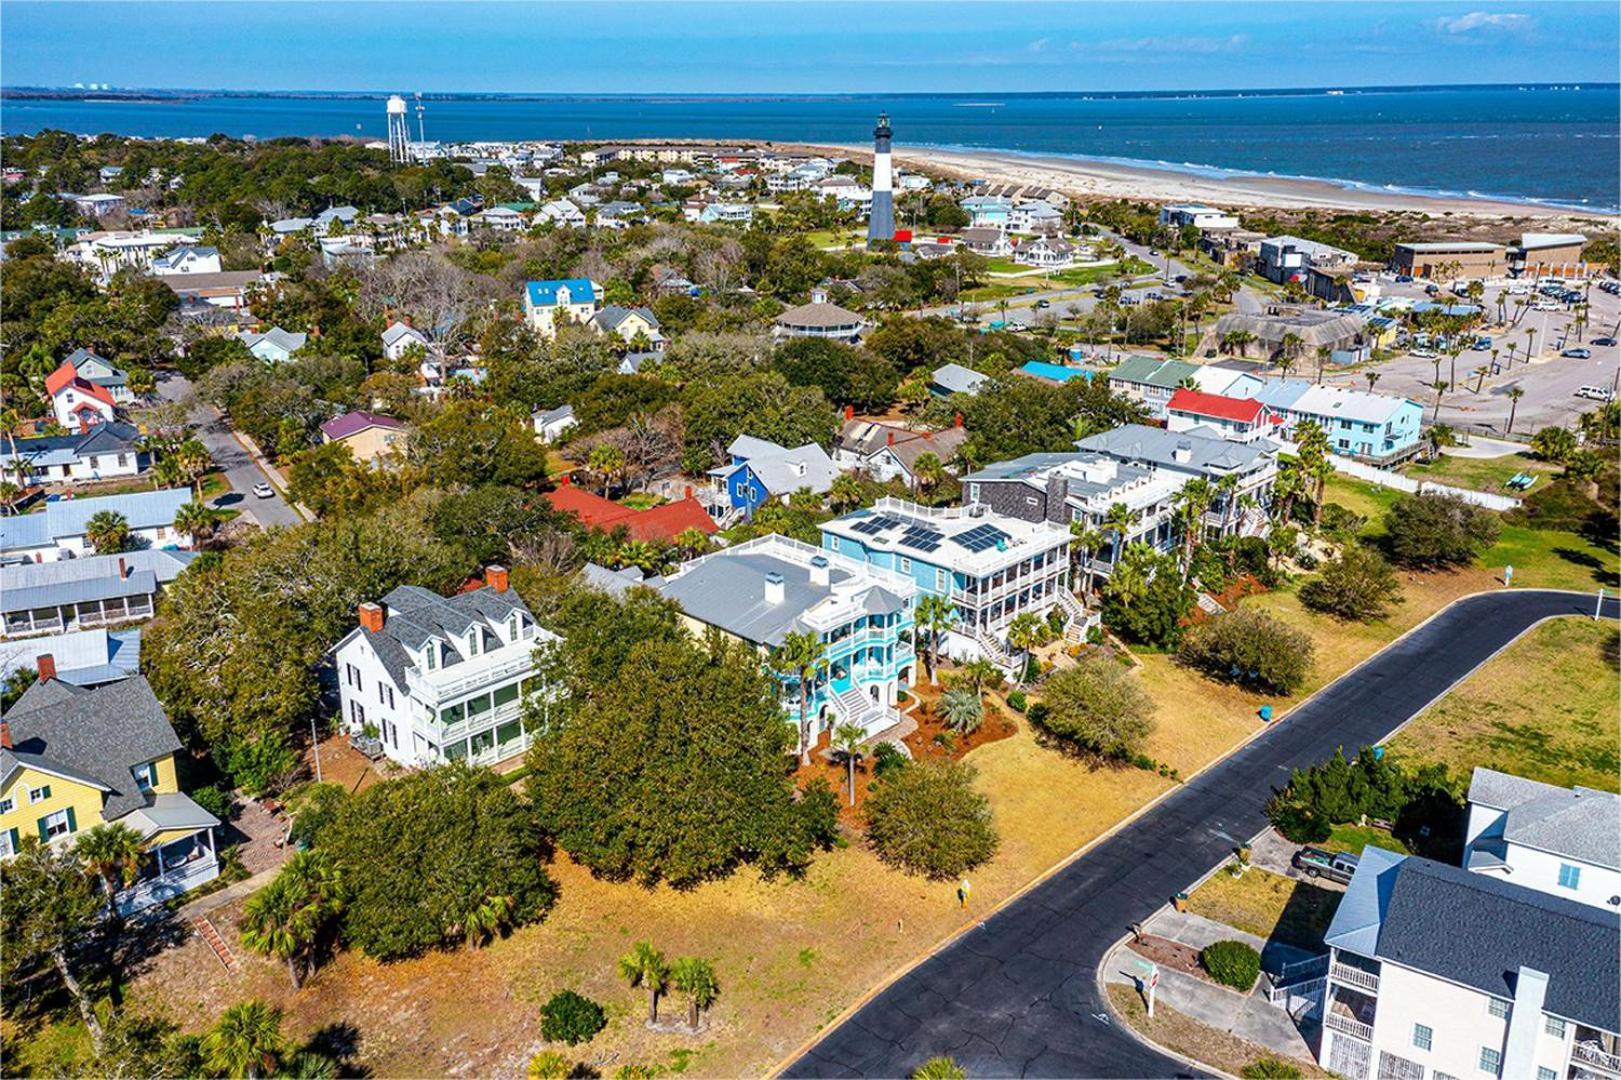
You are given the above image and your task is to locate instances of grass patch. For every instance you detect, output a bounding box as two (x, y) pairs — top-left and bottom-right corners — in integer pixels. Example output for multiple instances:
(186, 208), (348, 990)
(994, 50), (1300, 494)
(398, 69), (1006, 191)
(1324, 823), (1410, 857)
(1386, 616), (1620, 792)
(1186, 866), (1342, 950)
(1106, 984), (1329, 1078)
(1404, 452), (1557, 496)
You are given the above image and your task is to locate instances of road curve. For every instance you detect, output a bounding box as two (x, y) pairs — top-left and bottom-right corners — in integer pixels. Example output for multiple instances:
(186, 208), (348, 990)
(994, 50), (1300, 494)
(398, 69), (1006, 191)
(785, 590), (1618, 1079)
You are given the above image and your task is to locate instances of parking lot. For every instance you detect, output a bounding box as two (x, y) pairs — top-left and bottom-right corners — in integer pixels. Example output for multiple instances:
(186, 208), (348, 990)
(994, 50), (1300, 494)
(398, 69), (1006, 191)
(1327, 274), (1620, 435)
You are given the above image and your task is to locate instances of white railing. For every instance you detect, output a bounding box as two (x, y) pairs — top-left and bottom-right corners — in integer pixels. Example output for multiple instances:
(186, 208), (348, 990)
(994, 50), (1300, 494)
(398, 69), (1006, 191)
(1573, 1044), (1621, 1074)
(1331, 961), (1381, 994)
(406, 648), (536, 704)
(1326, 1011), (1374, 1042)
(436, 699), (526, 743)
(1268, 976), (1326, 1011)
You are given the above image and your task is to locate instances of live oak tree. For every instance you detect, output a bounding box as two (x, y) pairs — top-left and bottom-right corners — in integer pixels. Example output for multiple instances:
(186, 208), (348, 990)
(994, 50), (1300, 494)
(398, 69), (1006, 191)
(1299, 544), (1405, 622)
(864, 759), (999, 880)
(528, 591), (838, 886)
(1, 838), (111, 1057)
(1035, 654), (1154, 761)
(1179, 607), (1315, 695)
(322, 764), (555, 961)
(1383, 492), (1501, 569)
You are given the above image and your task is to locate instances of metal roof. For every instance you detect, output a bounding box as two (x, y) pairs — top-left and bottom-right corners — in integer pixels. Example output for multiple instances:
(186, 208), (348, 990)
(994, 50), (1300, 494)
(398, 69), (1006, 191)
(0, 488), (194, 553)
(0, 549), (193, 612)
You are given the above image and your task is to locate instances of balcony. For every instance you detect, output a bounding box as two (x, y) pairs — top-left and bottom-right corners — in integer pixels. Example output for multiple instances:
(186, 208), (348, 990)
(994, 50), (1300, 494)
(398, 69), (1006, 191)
(436, 699), (526, 743)
(1330, 960), (1381, 994)
(1573, 1042), (1621, 1075)
(405, 644), (537, 705)
(1325, 1010), (1374, 1042)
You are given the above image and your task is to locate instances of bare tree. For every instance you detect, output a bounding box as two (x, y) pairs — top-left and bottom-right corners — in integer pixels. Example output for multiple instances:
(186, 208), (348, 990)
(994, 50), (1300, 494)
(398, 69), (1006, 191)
(356, 251), (500, 382)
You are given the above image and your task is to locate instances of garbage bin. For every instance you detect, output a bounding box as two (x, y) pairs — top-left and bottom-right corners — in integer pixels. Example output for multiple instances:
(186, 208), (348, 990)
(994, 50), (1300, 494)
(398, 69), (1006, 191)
(1172, 891), (1189, 913)
(1258, 705), (1274, 722)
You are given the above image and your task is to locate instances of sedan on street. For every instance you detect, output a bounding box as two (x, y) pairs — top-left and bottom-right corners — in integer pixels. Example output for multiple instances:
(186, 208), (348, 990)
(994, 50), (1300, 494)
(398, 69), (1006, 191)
(253, 482), (275, 499)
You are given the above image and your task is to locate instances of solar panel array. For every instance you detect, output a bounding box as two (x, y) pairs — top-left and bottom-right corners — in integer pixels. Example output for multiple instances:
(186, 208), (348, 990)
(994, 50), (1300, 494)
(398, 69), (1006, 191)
(850, 513), (902, 536)
(951, 524), (1009, 553)
(900, 524), (945, 552)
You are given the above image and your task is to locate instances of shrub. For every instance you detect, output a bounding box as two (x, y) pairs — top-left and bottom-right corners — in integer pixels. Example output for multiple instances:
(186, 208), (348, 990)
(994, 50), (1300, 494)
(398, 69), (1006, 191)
(1229, 536), (1275, 585)
(1025, 701), (1050, 727)
(871, 741), (909, 779)
(528, 1051), (575, 1079)
(1383, 492), (1500, 568)
(1005, 689), (1028, 713)
(286, 783), (349, 848)
(1179, 608), (1314, 695)
(865, 760), (999, 879)
(540, 990), (607, 1046)
(1265, 747), (1465, 858)
(1101, 546), (1195, 647)
(1241, 1058), (1303, 1078)
(189, 784), (234, 823)
(1035, 655), (1153, 760)
(1299, 544), (1404, 622)
(1318, 503), (1367, 541)
(1201, 940), (1260, 990)
(912, 1058), (967, 1080)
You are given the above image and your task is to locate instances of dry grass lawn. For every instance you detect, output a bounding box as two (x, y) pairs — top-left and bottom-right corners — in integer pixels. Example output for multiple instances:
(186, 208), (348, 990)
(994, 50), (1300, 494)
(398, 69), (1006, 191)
(1385, 616), (1620, 792)
(1186, 866), (1343, 951)
(1106, 984), (1332, 1078)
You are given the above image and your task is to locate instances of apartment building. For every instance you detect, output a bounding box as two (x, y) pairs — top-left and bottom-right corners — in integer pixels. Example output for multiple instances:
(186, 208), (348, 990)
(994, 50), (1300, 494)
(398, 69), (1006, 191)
(331, 568), (557, 768)
(1464, 768), (1620, 912)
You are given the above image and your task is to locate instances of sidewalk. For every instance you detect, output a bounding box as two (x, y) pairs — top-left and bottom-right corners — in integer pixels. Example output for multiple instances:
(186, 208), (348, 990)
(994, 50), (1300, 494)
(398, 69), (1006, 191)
(1145, 906), (1318, 974)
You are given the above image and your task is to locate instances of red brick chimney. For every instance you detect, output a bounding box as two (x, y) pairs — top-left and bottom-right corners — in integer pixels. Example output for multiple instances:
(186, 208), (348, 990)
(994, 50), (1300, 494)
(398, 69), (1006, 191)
(118, 556), (128, 579)
(486, 565), (510, 593)
(844, 404), (855, 420)
(36, 654), (56, 683)
(559, 474), (572, 487)
(0, 721), (11, 750)
(358, 602), (385, 633)
(683, 485), (693, 500)
(887, 431), (896, 446)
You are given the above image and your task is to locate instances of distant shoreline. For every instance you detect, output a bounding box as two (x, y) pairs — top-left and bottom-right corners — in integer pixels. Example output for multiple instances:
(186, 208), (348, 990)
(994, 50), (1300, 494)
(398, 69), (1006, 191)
(800, 141), (1619, 220)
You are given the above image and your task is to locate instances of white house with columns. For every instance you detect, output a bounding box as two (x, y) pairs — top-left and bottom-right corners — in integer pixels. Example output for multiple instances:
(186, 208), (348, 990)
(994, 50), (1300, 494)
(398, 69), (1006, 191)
(329, 568), (557, 768)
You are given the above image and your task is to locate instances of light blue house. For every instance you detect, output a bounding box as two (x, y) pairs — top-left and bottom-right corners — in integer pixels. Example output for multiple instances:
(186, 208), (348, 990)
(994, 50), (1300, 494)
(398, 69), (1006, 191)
(1255, 380), (1424, 464)
(820, 497), (1078, 667)
(642, 535), (918, 746)
(960, 195), (1014, 228)
(708, 435), (839, 517)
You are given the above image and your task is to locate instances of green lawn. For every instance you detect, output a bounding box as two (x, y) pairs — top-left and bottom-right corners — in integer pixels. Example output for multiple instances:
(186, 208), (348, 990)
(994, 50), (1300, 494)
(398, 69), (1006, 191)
(1186, 865), (1343, 950)
(1404, 451), (1558, 496)
(1324, 823), (1410, 857)
(1386, 616), (1620, 792)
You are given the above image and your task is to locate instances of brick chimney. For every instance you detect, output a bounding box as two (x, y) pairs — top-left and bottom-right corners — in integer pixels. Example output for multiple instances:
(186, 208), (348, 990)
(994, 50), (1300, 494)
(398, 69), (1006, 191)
(844, 404), (855, 420)
(887, 431), (896, 446)
(36, 653), (56, 683)
(118, 556), (128, 579)
(954, 411), (964, 429)
(683, 485), (693, 500)
(486, 565), (510, 593)
(358, 602), (385, 633)
(0, 721), (11, 750)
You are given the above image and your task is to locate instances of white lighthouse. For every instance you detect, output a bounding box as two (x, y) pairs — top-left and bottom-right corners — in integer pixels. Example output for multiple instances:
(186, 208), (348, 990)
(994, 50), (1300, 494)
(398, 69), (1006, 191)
(386, 95), (410, 164)
(866, 112), (896, 247)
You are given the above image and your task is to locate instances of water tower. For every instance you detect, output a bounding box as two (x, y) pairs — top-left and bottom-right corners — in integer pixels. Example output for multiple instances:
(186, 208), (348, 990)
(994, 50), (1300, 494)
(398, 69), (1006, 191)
(386, 95), (410, 164)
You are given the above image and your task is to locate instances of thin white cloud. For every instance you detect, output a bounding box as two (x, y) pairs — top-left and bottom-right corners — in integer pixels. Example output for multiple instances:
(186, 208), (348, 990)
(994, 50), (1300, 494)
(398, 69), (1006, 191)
(1075, 34), (1250, 56)
(1433, 11), (1533, 34)
(1027, 37), (1050, 54)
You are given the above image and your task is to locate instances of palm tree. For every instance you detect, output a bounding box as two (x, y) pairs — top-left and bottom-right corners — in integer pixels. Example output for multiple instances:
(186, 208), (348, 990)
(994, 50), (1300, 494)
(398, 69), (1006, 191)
(174, 437), (212, 498)
(1429, 381), (1450, 424)
(955, 657), (1001, 696)
(615, 539), (663, 575)
(201, 1001), (286, 1079)
(1174, 478), (1214, 581)
(1505, 386), (1526, 434)
(940, 688), (985, 735)
(1068, 523), (1104, 596)
(1363, 371), (1380, 392)
(173, 500), (221, 549)
(150, 455), (184, 491)
(1006, 612), (1044, 688)
(1272, 459), (1305, 523)
(1313, 345), (1333, 385)
(1214, 472), (1240, 537)
(618, 941), (670, 1025)
(828, 472), (864, 513)
(0, 480), (21, 515)
(586, 443), (626, 497)
(769, 630), (826, 765)
(1524, 326), (1538, 362)
(913, 595), (957, 686)
(672, 527), (710, 561)
(74, 823), (145, 921)
(461, 892), (516, 950)
(830, 722), (866, 806)
(1294, 421), (1333, 527)
(1101, 501), (1141, 566)
(84, 510), (130, 554)
(240, 850), (345, 989)
(669, 957), (719, 1032)
(911, 452), (946, 503)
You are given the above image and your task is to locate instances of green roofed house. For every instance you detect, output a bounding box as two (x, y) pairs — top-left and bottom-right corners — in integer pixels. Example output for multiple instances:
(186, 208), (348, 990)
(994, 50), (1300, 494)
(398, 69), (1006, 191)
(1106, 356), (1201, 420)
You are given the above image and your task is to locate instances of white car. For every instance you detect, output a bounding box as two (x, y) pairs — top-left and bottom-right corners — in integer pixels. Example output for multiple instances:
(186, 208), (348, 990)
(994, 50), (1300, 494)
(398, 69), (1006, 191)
(252, 482), (275, 499)
(1576, 386), (1614, 402)
(1506, 284), (1531, 295)
(1411, 348), (1439, 360)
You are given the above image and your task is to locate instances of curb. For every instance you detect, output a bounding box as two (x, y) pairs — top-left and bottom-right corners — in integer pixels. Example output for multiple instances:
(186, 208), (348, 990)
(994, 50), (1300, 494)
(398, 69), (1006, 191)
(770, 589), (1611, 1078)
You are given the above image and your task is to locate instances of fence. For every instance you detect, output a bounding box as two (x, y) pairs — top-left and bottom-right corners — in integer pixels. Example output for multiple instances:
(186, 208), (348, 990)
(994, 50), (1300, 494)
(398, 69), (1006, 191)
(1329, 455), (1520, 512)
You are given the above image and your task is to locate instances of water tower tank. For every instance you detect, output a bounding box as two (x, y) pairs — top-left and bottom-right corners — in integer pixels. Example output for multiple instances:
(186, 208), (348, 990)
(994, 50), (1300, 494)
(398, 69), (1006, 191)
(387, 95), (408, 115)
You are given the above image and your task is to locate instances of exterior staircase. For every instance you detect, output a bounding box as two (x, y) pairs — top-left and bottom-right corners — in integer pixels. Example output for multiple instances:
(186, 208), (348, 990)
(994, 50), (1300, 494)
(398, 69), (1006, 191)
(1265, 953), (1328, 1020)
(193, 916), (239, 974)
(973, 626), (1014, 669)
(1056, 589), (1099, 644)
(830, 685), (901, 738)
(1196, 591), (1227, 616)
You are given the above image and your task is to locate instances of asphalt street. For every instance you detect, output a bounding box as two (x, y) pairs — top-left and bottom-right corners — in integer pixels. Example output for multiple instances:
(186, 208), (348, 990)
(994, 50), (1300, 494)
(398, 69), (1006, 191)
(785, 590), (1619, 1079)
(155, 371), (304, 529)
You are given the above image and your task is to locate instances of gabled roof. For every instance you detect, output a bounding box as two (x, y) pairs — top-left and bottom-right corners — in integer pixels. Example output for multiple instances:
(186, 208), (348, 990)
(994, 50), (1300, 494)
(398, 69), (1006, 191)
(0, 549), (195, 614)
(0, 421), (142, 467)
(320, 411), (405, 442)
(1325, 848), (1619, 1031)
(237, 327), (307, 355)
(44, 360), (117, 408)
(591, 305), (661, 333)
(1256, 380), (1416, 425)
(0, 628), (141, 688)
(1108, 355), (1200, 390)
(1167, 388), (1267, 424)
(3, 675), (182, 820)
(525, 278), (598, 308)
(1076, 423), (1273, 476)
(532, 404), (575, 427)
(717, 441), (839, 496)
(381, 321), (428, 348)
(838, 420), (967, 472)
(930, 363), (988, 395)
(1468, 767), (1620, 871)
(0, 488), (193, 553)
(544, 485), (717, 543)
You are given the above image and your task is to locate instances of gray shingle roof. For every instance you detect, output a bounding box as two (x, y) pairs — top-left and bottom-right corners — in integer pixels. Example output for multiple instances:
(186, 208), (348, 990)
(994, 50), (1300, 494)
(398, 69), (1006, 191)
(1328, 849), (1620, 1031)
(930, 363), (988, 395)
(1469, 768), (1621, 871)
(3, 675), (182, 820)
(372, 584), (533, 668)
(1076, 424), (1272, 476)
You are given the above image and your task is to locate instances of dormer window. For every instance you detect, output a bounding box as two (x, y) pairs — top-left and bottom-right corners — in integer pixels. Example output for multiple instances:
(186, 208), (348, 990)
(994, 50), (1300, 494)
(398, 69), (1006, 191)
(133, 761), (158, 793)
(467, 629), (481, 657)
(425, 643), (438, 671)
(508, 612), (519, 641)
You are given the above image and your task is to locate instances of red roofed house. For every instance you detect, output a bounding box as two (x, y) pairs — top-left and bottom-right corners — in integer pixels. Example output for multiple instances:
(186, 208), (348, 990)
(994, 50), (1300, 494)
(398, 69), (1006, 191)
(45, 357), (120, 430)
(319, 411), (408, 463)
(544, 480), (718, 545)
(1165, 387), (1279, 444)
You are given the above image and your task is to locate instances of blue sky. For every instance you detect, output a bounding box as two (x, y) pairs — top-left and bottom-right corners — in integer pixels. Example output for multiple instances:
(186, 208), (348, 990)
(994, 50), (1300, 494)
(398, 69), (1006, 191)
(3, 1), (1617, 93)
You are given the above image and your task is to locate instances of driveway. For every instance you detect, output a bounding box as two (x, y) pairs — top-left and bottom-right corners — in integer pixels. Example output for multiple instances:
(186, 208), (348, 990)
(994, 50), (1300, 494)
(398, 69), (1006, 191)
(156, 372), (304, 529)
(784, 590), (1618, 1078)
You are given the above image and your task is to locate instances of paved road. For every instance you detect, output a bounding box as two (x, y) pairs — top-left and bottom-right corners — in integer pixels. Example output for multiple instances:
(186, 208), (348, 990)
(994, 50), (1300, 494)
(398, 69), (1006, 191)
(155, 372), (304, 529)
(786, 590), (1618, 1079)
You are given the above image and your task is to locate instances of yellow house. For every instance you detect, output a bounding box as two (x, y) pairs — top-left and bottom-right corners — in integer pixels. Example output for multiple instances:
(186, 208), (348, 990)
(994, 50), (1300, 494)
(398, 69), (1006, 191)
(1, 673), (219, 914)
(522, 278), (600, 341)
(319, 410), (408, 464)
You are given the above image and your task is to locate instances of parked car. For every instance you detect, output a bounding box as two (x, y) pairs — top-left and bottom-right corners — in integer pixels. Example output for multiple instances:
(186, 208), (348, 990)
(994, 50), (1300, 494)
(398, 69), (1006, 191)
(252, 482), (275, 499)
(1591, 336), (1617, 347)
(1035, 299), (1051, 309)
(1576, 385), (1614, 401)
(1411, 348), (1439, 360)
(1293, 847), (1360, 884)
(1471, 337), (1493, 351)
(1563, 348), (1593, 359)
(1506, 283), (1530, 295)
(1395, 274), (1414, 283)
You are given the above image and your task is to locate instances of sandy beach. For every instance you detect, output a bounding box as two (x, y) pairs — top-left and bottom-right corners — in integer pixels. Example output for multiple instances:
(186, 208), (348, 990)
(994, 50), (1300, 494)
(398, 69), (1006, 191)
(801, 141), (1617, 222)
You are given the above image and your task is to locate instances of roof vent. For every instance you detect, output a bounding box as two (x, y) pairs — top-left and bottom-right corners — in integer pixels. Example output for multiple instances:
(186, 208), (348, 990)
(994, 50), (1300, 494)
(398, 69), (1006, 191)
(764, 571), (786, 605)
(809, 555), (830, 587)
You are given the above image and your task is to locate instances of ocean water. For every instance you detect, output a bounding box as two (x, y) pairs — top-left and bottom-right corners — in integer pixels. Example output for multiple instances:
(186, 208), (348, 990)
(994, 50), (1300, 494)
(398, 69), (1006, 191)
(3, 85), (1617, 212)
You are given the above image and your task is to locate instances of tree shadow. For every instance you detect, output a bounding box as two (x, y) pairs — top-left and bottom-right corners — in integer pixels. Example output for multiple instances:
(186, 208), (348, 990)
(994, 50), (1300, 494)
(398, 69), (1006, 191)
(1552, 547), (1621, 589)
(305, 1021), (370, 1077)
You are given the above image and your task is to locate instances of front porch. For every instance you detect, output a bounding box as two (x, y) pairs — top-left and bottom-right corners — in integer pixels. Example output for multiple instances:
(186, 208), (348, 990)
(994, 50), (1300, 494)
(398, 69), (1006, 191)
(116, 829), (220, 916)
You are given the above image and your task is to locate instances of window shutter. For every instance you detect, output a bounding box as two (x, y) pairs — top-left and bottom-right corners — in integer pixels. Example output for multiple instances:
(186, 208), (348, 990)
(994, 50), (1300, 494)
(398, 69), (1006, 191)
(37, 817), (50, 841)
(6, 827), (17, 853)
(40, 785), (51, 800)
(65, 806), (77, 833)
